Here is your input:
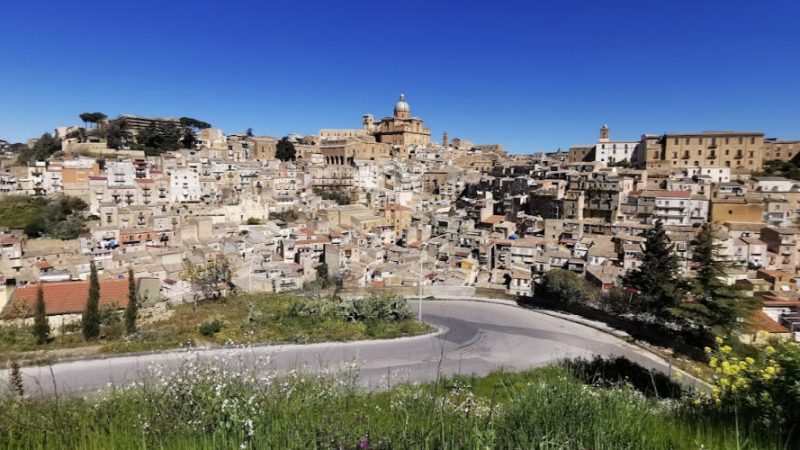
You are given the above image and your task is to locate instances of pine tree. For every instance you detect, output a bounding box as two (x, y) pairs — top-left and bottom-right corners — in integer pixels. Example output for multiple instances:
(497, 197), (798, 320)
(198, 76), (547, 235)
(622, 221), (688, 320)
(678, 224), (758, 337)
(32, 284), (49, 345)
(124, 268), (138, 334)
(82, 261), (101, 340)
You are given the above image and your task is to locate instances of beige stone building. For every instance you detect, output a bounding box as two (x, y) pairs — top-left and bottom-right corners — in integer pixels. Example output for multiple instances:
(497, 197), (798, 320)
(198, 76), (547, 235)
(363, 94), (431, 146)
(639, 131), (766, 176)
(249, 136), (278, 160)
(763, 139), (800, 162)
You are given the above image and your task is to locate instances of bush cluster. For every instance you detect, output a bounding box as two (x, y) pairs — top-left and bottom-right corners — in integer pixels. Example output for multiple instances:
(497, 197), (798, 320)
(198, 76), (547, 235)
(289, 293), (412, 323)
(199, 318), (224, 336)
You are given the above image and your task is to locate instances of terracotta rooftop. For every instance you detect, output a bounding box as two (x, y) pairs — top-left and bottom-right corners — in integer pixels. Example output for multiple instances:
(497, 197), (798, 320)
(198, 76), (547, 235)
(34, 260), (53, 270)
(383, 204), (411, 212)
(746, 311), (790, 334)
(4, 279), (130, 317)
(482, 215), (505, 224)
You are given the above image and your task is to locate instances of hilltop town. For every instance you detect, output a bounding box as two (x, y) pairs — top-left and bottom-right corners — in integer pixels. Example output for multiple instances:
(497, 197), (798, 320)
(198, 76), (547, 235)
(0, 94), (798, 343)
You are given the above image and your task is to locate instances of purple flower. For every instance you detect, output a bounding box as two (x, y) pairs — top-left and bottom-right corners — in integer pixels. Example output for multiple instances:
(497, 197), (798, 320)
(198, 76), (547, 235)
(359, 437), (369, 448)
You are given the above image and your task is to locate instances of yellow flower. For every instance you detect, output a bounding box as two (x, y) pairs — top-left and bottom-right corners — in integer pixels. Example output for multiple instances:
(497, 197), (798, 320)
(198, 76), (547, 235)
(765, 346), (776, 354)
(694, 367), (703, 376)
(675, 371), (684, 379)
(709, 357), (718, 368)
(704, 346), (712, 354)
(720, 345), (732, 354)
(720, 377), (731, 387)
(715, 337), (724, 344)
(745, 357), (755, 365)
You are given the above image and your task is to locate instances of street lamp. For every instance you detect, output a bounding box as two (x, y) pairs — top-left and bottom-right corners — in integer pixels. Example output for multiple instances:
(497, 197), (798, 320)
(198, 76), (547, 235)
(417, 231), (449, 321)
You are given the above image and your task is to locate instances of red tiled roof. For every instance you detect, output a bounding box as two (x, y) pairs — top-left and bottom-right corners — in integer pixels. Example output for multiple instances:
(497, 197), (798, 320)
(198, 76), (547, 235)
(5, 279), (130, 317)
(35, 260), (53, 270)
(482, 215), (504, 224)
(747, 311), (790, 334)
(134, 178), (154, 184)
(89, 176), (107, 181)
(383, 204), (411, 212)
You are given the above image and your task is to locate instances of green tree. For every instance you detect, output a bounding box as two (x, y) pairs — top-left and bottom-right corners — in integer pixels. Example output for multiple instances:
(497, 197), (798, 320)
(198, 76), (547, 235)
(622, 221), (688, 320)
(178, 117), (211, 130)
(32, 284), (49, 345)
(136, 123), (182, 155)
(79, 112), (107, 128)
(676, 224), (758, 337)
(79, 112), (92, 128)
(82, 261), (101, 340)
(275, 137), (296, 161)
(539, 268), (596, 305)
(103, 121), (132, 150)
(124, 268), (138, 334)
(182, 255), (235, 303)
(19, 132), (61, 163)
(316, 262), (329, 286)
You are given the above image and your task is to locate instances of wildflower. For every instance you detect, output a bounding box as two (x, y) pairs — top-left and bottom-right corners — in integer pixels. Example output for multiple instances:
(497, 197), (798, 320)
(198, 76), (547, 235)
(715, 336), (724, 344)
(704, 346), (712, 354)
(720, 345), (732, 354)
(765, 345), (776, 354)
(709, 357), (718, 368)
(745, 357), (755, 365)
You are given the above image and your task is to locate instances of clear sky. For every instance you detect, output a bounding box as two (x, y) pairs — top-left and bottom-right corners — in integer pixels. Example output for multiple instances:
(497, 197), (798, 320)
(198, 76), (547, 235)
(1, 0), (798, 153)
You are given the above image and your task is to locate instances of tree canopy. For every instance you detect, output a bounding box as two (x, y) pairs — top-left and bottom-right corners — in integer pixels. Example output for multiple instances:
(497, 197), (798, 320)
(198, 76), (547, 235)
(622, 221), (689, 320)
(18, 132), (61, 163)
(79, 112), (107, 128)
(276, 137), (296, 161)
(676, 224), (759, 337)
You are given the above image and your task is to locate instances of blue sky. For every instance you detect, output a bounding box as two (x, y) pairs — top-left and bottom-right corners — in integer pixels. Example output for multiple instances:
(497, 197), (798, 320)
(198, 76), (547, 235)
(1, 0), (798, 153)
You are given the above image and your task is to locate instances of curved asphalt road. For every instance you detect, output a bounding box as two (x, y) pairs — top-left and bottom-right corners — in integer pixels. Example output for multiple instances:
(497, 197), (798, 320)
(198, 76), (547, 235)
(2, 300), (675, 395)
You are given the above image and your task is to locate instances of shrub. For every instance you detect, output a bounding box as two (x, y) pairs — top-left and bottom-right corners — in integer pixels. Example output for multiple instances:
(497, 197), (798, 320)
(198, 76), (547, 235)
(287, 293), (412, 323)
(563, 355), (684, 399)
(199, 318), (224, 336)
(690, 337), (800, 446)
(538, 268), (598, 305)
(246, 217), (262, 225)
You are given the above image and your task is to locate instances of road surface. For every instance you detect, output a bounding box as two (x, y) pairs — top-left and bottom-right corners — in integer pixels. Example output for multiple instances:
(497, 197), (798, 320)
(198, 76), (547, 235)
(2, 300), (675, 395)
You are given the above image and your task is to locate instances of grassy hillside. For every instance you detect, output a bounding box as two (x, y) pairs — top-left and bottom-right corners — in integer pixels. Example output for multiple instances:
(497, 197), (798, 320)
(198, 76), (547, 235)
(0, 361), (781, 449)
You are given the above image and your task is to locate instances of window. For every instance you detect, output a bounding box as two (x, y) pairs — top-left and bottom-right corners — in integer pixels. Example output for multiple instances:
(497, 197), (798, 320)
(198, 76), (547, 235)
(711, 137), (717, 146)
(751, 137), (755, 144)
(738, 137), (743, 144)
(725, 137), (729, 144)
(685, 138), (690, 144)
(674, 138), (679, 145)
(698, 137), (703, 145)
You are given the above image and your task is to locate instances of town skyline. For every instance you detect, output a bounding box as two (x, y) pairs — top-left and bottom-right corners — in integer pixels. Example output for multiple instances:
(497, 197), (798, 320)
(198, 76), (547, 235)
(2, 0), (799, 152)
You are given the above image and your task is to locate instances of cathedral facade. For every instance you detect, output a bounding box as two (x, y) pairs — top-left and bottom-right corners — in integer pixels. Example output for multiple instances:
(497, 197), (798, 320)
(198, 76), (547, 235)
(362, 94), (431, 146)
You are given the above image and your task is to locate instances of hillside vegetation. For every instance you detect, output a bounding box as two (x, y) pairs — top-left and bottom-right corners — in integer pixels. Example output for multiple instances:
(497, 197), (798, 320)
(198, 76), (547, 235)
(1, 358), (786, 450)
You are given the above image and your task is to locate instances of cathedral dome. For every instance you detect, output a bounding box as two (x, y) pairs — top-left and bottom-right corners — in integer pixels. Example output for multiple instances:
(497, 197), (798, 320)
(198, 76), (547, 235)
(394, 93), (410, 112)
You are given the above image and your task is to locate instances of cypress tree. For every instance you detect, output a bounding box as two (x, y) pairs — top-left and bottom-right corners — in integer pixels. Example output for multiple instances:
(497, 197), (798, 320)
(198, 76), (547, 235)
(124, 268), (138, 334)
(622, 220), (688, 320)
(678, 224), (758, 337)
(82, 261), (101, 340)
(32, 284), (49, 345)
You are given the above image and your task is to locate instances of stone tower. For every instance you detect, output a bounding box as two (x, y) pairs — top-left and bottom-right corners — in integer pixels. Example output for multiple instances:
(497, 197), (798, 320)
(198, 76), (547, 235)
(362, 114), (374, 131)
(443, 131), (448, 147)
(599, 124), (610, 142)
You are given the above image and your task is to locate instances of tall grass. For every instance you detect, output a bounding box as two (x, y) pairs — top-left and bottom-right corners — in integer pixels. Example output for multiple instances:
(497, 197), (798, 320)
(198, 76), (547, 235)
(0, 354), (781, 449)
